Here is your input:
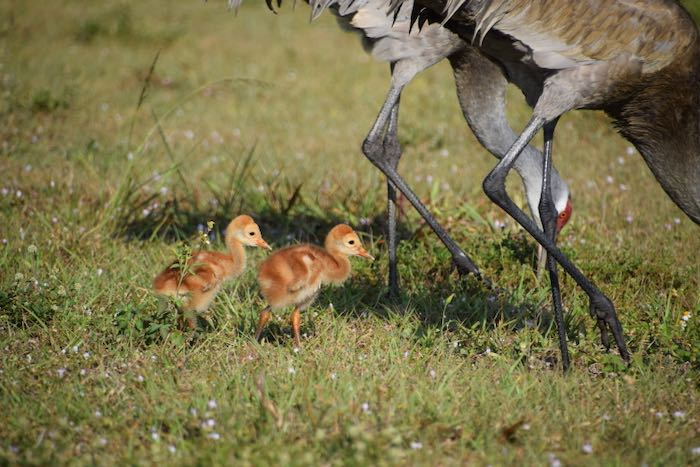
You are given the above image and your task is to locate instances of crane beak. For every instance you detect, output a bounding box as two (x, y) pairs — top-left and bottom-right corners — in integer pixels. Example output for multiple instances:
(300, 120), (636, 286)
(257, 239), (272, 250)
(356, 247), (374, 260)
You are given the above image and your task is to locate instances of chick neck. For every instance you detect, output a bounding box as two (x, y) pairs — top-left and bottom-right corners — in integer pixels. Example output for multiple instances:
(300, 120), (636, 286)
(224, 229), (247, 276)
(323, 235), (352, 284)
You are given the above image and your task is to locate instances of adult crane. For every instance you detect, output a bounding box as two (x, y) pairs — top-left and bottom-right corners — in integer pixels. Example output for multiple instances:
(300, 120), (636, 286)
(375, 0), (698, 369)
(223, 0), (573, 298)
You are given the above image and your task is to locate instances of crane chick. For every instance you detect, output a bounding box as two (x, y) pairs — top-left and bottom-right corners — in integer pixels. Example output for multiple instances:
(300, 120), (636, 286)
(255, 224), (373, 346)
(153, 215), (270, 329)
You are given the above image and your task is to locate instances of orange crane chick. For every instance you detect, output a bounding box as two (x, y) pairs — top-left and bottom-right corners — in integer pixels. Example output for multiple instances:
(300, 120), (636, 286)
(255, 224), (373, 346)
(153, 215), (270, 329)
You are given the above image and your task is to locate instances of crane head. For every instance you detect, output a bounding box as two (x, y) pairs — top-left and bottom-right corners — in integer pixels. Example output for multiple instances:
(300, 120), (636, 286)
(555, 197), (573, 234)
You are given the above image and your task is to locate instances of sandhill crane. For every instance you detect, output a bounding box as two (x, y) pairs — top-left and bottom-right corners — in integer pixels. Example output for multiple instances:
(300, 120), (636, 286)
(368, 0), (699, 369)
(222, 0), (700, 369)
(223, 0), (573, 298)
(153, 215), (271, 328)
(256, 224), (373, 346)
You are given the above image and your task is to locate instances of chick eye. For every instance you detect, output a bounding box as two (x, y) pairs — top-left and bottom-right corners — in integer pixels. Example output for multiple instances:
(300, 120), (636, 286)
(348, 240), (355, 245)
(249, 231), (255, 236)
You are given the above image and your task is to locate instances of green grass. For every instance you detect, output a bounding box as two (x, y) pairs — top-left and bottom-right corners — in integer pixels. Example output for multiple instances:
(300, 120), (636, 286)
(1, 1), (699, 464)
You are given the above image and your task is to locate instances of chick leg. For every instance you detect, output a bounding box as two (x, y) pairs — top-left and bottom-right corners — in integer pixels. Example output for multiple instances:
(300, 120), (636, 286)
(255, 306), (272, 342)
(290, 307), (302, 348)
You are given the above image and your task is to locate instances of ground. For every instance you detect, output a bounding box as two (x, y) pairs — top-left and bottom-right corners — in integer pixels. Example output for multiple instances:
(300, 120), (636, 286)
(1, 1), (699, 465)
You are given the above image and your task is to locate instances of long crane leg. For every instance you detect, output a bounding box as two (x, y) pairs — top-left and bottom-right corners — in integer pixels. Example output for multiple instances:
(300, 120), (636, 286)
(539, 119), (570, 370)
(384, 97), (402, 298)
(482, 115), (629, 369)
(362, 83), (488, 293)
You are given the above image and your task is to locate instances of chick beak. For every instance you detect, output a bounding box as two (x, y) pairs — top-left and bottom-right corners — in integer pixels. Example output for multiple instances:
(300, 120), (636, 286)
(257, 239), (272, 250)
(356, 247), (374, 260)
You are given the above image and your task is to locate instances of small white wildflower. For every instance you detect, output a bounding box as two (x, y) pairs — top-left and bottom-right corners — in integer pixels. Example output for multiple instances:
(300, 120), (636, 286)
(330, 372), (337, 380)
(207, 432), (220, 440)
(548, 453), (562, 467)
(288, 367), (296, 375)
(151, 431), (160, 442)
(626, 146), (635, 155)
(605, 175), (614, 184)
(625, 215), (634, 224)
(96, 268), (103, 276)
(151, 355), (157, 361)
(56, 368), (66, 378)
(619, 184), (628, 191)
(410, 441), (423, 450)
(522, 423), (531, 431)
(0, 187), (8, 196)
(484, 347), (492, 354)
(50, 180), (55, 188)
(80, 369), (87, 376)
(83, 352), (90, 359)
(1, 238), (7, 245)
(293, 347), (300, 354)
(429, 369), (436, 379)
(208, 399), (217, 409)
(672, 411), (686, 419)
(439, 148), (449, 157)
(51, 217), (58, 224)
(94, 410), (102, 418)
(16, 190), (23, 198)
(27, 244), (37, 254)
(72, 345), (79, 353)
(617, 157), (625, 165)
(673, 217), (681, 224)
(452, 341), (459, 348)
(601, 414), (611, 421)
(160, 186), (168, 195)
(168, 444), (177, 453)
(582, 443), (593, 454)
(183, 130), (195, 140)
(361, 402), (370, 414)
(655, 411), (664, 419)
(493, 219), (506, 229)
(136, 375), (144, 383)
(691, 447), (700, 456)
(98, 437), (107, 446)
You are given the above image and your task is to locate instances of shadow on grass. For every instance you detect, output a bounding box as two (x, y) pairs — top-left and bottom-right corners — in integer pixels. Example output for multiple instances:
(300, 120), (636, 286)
(113, 169), (578, 354)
